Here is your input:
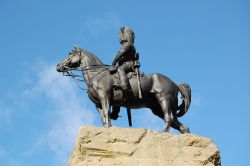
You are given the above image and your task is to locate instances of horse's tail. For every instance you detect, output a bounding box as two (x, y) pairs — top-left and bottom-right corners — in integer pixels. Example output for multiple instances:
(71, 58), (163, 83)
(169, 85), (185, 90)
(176, 83), (191, 117)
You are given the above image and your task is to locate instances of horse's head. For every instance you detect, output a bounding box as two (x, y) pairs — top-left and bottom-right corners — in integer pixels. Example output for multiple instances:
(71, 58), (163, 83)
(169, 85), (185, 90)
(56, 47), (82, 72)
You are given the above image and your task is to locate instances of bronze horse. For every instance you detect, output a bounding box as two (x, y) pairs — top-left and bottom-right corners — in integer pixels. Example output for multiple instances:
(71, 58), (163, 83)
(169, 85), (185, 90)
(56, 47), (191, 133)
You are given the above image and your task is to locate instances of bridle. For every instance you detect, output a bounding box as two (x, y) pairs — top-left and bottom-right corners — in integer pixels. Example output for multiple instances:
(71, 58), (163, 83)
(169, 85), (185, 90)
(61, 49), (110, 90)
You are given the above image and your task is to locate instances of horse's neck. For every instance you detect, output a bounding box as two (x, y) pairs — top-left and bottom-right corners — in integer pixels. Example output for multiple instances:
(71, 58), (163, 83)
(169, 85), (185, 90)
(83, 63), (108, 87)
(81, 49), (103, 65)
(80, 50), (108, 85)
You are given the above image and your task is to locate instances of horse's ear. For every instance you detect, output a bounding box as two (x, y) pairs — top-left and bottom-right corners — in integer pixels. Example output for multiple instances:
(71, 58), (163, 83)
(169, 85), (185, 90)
(120, 26), (125, 32)
(73, 45), (79, 50)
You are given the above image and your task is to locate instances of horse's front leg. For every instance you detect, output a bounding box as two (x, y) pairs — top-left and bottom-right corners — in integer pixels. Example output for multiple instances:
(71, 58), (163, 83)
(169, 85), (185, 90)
(98, 91), (111, 128)
(96, 106), (106, 126)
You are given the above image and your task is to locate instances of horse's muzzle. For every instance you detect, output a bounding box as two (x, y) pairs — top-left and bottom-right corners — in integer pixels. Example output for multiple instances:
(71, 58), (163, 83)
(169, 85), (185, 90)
(56, 64), (63, 72)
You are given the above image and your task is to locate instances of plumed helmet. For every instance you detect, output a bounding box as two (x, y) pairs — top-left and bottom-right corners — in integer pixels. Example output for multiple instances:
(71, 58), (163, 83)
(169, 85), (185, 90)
(119, 26), (135, 44)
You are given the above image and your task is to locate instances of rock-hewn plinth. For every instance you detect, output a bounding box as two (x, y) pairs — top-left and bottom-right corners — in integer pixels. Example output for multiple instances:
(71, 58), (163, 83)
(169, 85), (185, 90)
(69, 126), (220, 166)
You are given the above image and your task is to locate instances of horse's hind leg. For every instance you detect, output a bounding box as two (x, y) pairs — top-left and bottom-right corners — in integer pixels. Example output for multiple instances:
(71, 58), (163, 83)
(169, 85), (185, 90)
(171, 118), (190, 133)
(158, 98), (173, 132)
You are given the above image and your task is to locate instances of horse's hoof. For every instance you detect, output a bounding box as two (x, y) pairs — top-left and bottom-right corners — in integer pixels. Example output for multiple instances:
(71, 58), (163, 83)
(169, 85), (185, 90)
(104, 124), (112, 128)
(180, 126), (190, 134)
(162, 127), (170, 132)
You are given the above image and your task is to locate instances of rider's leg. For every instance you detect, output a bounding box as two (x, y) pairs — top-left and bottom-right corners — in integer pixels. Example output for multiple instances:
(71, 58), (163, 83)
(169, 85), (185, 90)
(117, 63), (130, 91)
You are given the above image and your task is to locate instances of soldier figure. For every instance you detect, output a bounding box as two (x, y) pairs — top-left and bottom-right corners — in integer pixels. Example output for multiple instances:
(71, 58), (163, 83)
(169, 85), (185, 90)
(112, 26), (139, 92)
(110, 26), (140, 121)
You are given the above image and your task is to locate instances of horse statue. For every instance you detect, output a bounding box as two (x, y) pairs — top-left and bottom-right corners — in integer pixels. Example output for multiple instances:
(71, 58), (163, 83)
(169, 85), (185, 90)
(56, 47), (191, 133)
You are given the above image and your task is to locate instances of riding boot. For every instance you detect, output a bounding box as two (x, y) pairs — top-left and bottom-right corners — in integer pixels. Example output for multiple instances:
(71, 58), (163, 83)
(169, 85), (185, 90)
(110, 106), (120, 120)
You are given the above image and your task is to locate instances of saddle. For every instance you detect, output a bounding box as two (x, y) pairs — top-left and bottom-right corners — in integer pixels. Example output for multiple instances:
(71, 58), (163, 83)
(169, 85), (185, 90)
(111, 69), (136, 89)
(109, 66), (143, 103)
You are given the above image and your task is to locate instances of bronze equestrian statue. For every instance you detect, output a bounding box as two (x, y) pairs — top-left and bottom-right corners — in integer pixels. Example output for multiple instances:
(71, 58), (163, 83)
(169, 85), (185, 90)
(56, 27), (191, 133)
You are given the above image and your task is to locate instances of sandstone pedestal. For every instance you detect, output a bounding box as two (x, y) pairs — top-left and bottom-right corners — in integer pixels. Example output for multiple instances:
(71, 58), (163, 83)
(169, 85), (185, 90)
(69, 126), (220, 166)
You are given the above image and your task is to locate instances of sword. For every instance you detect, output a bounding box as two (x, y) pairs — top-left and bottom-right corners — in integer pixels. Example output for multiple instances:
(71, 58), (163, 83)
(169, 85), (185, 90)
(135, 66), (142, 99)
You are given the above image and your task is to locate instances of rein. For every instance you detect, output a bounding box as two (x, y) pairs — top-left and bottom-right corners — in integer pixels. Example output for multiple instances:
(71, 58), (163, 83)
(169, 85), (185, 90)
(63, 70), (87, 90)
(82, 64), (110, 70)
(63, 64), (110, 91)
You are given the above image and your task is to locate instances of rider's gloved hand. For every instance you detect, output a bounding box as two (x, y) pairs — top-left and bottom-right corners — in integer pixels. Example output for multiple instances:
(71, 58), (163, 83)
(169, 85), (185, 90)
(109, 65), (118, 74)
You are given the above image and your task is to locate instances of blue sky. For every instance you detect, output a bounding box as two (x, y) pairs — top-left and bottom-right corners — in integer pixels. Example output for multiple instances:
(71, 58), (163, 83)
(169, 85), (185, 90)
(0, 0), (249, 165)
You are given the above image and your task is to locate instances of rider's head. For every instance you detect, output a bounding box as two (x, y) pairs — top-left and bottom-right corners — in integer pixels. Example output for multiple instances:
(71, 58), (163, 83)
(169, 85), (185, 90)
(119, 26), (135, 44)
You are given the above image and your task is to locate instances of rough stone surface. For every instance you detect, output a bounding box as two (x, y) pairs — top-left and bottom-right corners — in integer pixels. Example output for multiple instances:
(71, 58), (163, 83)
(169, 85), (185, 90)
(69, 126), (221, 166)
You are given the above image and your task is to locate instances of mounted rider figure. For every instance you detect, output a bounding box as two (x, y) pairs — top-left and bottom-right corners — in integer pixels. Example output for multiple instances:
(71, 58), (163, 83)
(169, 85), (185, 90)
(111, 26), (140, 92)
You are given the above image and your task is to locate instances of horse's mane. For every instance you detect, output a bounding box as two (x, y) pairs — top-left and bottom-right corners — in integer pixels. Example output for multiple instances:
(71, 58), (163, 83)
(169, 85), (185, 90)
(80, 48), (104, 65)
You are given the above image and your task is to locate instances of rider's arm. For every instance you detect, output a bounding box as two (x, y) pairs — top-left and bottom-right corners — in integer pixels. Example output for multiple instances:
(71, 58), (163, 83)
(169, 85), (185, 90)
(112, 43), (130, 65)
